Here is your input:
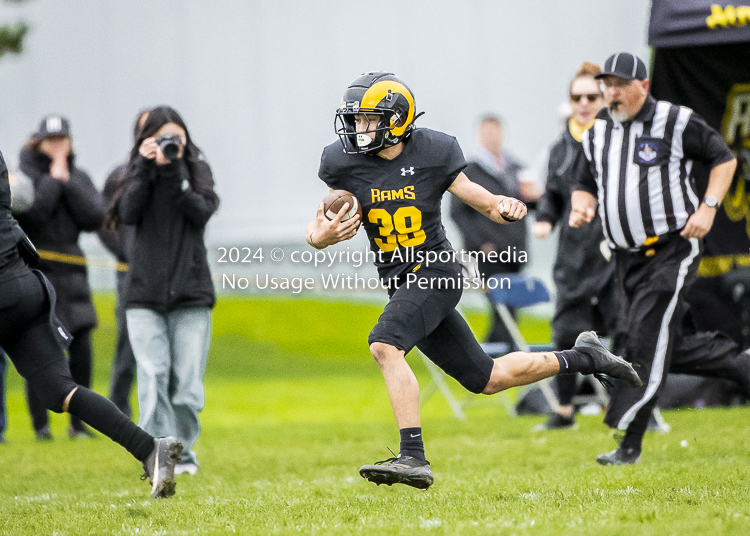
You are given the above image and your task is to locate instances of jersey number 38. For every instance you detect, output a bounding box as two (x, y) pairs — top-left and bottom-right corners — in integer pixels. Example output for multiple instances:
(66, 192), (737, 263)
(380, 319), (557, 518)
(368, 206), (426, 252)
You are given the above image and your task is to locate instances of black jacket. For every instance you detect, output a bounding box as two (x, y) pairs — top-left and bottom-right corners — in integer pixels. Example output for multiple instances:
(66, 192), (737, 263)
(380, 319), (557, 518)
(0, 150), (29, 282)
(118, 155), (217, 313)
(98, 163), (135, 264)
(450, 157), (528, 254)
(536, 125), (614, 302)
(15, 147), (105, 332)
(0, 150), (74, 350)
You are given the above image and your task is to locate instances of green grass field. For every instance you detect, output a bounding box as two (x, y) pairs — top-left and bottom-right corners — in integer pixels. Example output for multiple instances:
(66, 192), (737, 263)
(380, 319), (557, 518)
(2, 293), (750, 535)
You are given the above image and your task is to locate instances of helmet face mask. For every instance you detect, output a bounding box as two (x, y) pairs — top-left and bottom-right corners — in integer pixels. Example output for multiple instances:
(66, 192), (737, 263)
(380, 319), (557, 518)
(335, 110), (389, 153)
(335, 72), (418, 155)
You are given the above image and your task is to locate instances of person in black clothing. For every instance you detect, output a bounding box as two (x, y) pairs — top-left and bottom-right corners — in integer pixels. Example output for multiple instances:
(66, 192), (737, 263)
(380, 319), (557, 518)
(15, 115), (104, 440)
(0, 170), (37, 443)
(450, 115), (537, 346)
(107, 106), (219, 476)
(99, 109), (149, 419)
(533, 61), (626, 430)
(570, 53), (750, 465)
(307, 71), (641, 490)
(0, 148), (181, 498)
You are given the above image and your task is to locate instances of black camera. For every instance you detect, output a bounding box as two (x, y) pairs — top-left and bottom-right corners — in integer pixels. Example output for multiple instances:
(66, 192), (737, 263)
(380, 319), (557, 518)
(156, 134), (181, 160)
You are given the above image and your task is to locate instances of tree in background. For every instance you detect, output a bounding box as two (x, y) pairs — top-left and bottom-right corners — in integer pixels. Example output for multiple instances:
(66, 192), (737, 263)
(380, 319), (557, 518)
(0, 0), (28, 59)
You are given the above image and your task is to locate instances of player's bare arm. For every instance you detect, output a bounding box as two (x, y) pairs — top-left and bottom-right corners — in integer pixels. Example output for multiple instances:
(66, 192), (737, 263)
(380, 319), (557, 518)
(447, 172), (527, 224)
(305, 198), (360, 249)
(569, 190), (598, 228)
(680, 157), (736, 239)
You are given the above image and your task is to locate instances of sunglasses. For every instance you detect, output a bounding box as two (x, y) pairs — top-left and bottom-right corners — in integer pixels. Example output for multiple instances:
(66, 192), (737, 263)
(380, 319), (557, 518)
(570, 93), (602, 103)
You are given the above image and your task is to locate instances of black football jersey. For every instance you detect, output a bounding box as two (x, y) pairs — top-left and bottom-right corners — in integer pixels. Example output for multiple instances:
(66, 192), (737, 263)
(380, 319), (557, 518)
(318, 128), (467, 280)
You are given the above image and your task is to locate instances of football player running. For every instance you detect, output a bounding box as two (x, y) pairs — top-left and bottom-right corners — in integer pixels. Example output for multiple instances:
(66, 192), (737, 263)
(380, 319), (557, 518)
(306, 72), (642, 490)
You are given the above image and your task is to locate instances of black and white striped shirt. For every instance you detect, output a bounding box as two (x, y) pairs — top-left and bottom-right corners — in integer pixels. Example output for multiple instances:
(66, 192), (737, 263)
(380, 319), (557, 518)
(575, 95), (733, 250)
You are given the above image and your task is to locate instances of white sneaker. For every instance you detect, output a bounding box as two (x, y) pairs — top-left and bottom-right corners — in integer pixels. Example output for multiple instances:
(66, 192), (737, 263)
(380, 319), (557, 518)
(174, 462), (198, 476)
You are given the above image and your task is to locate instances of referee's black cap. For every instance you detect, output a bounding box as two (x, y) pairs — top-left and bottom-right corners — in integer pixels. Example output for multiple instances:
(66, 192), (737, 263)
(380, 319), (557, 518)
(595, 53), (648, 81)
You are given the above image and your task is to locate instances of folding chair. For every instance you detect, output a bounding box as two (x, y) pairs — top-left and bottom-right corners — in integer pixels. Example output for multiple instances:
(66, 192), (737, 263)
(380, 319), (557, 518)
(419, 274), (558, 419)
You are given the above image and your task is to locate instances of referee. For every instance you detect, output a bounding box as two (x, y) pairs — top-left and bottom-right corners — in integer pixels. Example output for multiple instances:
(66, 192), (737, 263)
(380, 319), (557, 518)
(570, 52), (746, 465)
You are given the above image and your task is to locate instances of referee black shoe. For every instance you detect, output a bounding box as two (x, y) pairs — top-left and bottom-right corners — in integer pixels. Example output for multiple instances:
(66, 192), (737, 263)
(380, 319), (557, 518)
(575, 331), (643, 388)
(141, 436), (183, 499)
(359, 454), (433, 490)
(596, 446), (641, 465)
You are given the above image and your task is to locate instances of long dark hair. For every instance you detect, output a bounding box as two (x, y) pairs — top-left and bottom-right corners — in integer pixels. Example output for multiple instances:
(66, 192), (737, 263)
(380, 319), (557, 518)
(106, 105), (219, 229)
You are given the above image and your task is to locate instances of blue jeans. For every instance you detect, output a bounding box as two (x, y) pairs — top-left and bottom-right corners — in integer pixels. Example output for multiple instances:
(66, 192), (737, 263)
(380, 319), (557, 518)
(126, 307), (211, 464)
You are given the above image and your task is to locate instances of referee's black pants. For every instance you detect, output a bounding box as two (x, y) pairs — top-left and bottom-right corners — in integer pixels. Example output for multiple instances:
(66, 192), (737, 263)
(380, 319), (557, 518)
(604, 236), (750, 441)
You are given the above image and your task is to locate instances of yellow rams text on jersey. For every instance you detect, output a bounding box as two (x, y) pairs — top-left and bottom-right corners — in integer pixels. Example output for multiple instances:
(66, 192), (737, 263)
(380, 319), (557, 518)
(371, 186), (415, 203)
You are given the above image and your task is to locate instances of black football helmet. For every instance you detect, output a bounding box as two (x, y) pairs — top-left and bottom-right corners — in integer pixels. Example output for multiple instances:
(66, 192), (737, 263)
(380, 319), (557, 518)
(335, 71), (420, 154)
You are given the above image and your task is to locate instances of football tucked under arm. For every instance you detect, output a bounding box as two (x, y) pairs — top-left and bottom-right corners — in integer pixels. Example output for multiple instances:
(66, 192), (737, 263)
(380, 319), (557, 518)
(305, 190), (362, 249)
(322, 190), (363, 222)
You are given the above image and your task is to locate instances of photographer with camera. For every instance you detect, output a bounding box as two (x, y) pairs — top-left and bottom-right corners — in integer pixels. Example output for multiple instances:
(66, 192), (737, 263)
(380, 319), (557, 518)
(106, 106), (219, 476)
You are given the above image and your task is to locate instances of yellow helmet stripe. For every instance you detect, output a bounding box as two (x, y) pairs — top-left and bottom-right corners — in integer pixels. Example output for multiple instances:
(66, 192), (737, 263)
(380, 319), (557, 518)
(360, 80), (414, 137)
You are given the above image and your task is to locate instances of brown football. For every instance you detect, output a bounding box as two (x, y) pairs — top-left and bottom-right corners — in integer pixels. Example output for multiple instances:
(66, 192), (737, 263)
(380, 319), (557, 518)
(322, 189), (363, 223)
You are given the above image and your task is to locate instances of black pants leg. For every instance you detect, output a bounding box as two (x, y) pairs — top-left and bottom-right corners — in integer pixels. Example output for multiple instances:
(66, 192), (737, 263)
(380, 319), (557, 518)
(24, 328), (93, 433)
(669, 331), (748, 394)
(604, 238), (702, 440)
(25, 380), (49, 431)
(108, 272), (135, 417)
(554, 374), (578, 406)
(1, 270), (154, 461)
(68, 329), (92, 432)
(416, 309), (496, 394)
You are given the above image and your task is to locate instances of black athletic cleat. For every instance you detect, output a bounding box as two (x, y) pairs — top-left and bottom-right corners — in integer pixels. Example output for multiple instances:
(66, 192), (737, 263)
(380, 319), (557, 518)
(141, 437), (183, 498)
(359, 455), (434, 490)
(575, 331), (643, 388)
(596, 446), (641, 465)
(533, 412), (575, 431)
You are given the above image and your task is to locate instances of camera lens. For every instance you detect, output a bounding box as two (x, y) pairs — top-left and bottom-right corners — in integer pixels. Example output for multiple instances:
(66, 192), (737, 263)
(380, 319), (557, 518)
(156, 134), (180, 160)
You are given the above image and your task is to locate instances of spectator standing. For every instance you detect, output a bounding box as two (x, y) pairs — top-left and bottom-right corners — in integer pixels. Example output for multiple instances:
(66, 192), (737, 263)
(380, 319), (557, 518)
(108, 106), (219, 476)
(15, 115), (105, 440)
(450, 116), (539, 346)
(532, 62), (626, 430)
(99, 109), (149, 419)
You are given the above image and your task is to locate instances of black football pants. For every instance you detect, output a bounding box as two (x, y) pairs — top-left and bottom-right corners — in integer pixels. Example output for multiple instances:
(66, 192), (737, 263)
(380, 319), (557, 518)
(0, 269), (153, 460)
(604, 237), (750, 440)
